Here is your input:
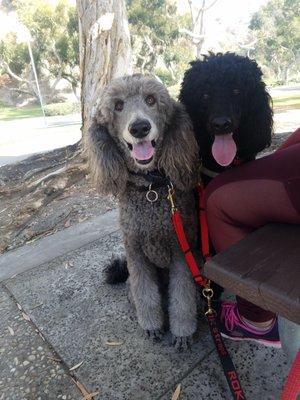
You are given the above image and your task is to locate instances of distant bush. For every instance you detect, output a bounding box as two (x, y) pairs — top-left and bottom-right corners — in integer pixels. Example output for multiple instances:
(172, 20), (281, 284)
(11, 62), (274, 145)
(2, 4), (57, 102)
(167, 84), (180, 99)
(155, 68), (174, 87)
(44, 102), (80, 116)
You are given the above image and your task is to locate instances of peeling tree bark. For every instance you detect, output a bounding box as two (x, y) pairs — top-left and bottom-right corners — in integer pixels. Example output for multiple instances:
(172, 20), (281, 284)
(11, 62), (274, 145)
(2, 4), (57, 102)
(76, 0), (132, 146)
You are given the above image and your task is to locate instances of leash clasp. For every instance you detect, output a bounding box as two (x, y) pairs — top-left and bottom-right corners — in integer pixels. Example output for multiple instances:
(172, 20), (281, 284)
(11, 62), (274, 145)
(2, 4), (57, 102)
(202, 280), (216, 316)
(167, 183), (176, 212)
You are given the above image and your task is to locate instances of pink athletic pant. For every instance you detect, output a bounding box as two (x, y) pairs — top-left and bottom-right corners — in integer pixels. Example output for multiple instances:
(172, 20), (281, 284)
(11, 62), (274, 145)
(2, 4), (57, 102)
(206, 128), (300, 322)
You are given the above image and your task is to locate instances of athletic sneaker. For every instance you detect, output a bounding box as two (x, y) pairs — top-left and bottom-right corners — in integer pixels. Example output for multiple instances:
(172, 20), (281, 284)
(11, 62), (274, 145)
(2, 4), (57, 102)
(216, 300), (281, 348)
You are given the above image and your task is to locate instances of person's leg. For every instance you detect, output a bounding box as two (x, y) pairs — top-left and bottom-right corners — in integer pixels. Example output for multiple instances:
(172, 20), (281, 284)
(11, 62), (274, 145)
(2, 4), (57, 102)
(276, 127), (300, 152)
(205, 140), (300, 345)
(207, 179), (300, 324)
(207, 179), (300, 253)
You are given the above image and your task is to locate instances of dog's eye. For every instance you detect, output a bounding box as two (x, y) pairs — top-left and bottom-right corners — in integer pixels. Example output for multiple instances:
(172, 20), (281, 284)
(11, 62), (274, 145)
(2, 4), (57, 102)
(203, 94), (210, 100)
(115, 100), (124, 111)
(145, 95), (156, 106)
(233, 89), (240, 96)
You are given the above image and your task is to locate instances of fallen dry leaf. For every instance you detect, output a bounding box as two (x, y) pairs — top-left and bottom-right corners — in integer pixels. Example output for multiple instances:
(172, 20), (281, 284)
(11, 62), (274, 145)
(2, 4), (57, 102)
(172, 383), (181, 400)
(8, 326), (14, 336)
(64, 219), (71, 228)
(64, 260), (74, 269)
(71, 377), (100, 399)
(69, 361), (84, 371)
(0, 245), (8, 254)
(47, 356), (61, 363)
(83, 392), (100, 400)
(22, 312), (30, 321)
(31, 199), (43, 210)
(105, 341), (123, 347)
(39, 333), (46, 341)
(31, 303), (43, 310)
(27, 237), (39, 244)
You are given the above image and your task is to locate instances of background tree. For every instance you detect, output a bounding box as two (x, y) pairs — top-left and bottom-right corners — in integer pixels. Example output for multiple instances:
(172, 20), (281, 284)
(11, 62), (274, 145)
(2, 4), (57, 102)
(127, 0), (193, 85)
(76, 0), (132, 144)
(0, 0), (79, 102)
(179, 0), (219, 58)
(250, 0), (300, 84)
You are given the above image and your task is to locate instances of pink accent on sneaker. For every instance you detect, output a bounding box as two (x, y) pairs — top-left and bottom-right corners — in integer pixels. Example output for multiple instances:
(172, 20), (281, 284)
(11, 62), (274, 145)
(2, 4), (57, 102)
(221, 301), (274, 335)
(219, 301), (281, 348)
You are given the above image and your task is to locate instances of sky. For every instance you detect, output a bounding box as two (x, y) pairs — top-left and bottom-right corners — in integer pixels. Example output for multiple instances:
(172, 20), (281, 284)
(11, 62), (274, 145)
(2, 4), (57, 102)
(176, 0), (268, 51)
(0, 0), (268, 50)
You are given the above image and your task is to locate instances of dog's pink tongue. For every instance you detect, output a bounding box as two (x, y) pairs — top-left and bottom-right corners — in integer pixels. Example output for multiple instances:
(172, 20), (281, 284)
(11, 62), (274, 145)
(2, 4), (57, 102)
(132, 141), (154, 160)
(212, 133), (237, 166)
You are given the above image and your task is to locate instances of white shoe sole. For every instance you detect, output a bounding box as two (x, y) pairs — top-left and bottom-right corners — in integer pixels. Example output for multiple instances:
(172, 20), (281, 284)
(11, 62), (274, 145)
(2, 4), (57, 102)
(221, 332), (282, 349)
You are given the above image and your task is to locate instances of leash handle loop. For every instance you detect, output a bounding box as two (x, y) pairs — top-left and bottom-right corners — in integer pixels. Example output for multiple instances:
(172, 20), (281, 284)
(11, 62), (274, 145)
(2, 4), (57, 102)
(207, 313), (247, 400)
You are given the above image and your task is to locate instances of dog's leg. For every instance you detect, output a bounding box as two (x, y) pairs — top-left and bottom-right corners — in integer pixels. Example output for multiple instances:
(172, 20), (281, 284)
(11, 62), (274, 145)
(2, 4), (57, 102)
(127, 251), (164, 341)
(168, 256), (197, 350)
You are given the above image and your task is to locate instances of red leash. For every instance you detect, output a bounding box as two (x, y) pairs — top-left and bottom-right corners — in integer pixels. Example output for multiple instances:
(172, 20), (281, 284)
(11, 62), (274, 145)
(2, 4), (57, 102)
(170, 192), (208, 286)
(280, 350), (300, 400)
(198, 182), (212, 263)
(168, 183), (246, 400)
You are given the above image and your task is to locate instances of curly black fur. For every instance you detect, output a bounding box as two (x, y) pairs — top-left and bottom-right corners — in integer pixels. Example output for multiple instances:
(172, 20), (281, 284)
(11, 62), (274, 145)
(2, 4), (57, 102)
(104, 255), (128, 284)
(179, 52), (273, 174)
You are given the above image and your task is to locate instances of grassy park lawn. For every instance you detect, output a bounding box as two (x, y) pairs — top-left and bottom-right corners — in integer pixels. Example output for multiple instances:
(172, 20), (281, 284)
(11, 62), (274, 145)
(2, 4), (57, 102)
(272, 93), (300, 110)
(168, 85), (300, 111)
(0, 91), (299, 121)
(0, 103), (43, 120)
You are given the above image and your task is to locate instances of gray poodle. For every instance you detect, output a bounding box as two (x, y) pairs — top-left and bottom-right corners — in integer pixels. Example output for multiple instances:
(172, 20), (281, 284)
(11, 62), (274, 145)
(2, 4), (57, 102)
(88, 74), (200, 349)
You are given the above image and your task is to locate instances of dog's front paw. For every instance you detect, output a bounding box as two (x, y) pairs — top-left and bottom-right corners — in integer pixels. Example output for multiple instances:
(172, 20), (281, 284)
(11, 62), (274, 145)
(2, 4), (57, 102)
(171, 335), (193, 351)
(146, 329), (164, 342)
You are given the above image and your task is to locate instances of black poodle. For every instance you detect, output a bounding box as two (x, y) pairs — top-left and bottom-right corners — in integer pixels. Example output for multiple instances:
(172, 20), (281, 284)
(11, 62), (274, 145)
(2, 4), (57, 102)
(179, 52), (273, 179)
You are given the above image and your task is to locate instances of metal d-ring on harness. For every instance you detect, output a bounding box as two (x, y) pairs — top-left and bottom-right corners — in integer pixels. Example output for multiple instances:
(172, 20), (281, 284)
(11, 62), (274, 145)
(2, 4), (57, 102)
(146, 183), (159, 203)
(167, 182), (246, 400)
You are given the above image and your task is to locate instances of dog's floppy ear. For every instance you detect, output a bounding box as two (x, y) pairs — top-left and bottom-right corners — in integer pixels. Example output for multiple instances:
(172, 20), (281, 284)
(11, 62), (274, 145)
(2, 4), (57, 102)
(88, 119), (128, 196)
(159, 101), (199, 190)
(240, 82), (273, 158)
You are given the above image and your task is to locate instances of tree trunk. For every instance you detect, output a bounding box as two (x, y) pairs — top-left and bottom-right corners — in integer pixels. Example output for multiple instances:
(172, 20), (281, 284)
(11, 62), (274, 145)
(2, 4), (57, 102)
(76, 0), (132, 147)
(0, 1), (132, 257)
(185, 0), (218, 58)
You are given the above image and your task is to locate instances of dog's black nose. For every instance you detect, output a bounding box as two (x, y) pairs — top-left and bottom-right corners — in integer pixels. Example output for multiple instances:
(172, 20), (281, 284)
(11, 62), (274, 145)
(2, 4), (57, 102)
(129, 119), (151, 138)
(211, 117), (233, 132)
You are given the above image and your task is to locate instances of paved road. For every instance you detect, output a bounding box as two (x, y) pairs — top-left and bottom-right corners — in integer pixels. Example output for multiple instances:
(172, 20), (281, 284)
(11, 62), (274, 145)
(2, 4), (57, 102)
(269, 85), (300, 95)
(0, 113), (81, 166)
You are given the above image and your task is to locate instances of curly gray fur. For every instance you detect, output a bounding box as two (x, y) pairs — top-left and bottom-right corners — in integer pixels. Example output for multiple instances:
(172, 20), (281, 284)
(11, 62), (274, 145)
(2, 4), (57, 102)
(88, 74), (201, 346)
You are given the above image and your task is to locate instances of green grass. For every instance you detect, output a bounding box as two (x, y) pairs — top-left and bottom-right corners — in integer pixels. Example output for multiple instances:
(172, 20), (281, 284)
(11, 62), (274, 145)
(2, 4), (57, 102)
(272, 93), (300, 110)
(1, 90), (299, 121)
(166, 86), (300, 110)
(0, 103), (43, 121)
(0, 101), (80, 120)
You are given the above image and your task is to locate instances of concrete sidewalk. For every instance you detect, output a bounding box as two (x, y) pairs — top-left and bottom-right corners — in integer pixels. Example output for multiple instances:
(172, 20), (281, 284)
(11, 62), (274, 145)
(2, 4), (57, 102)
(0, 210), (289, 399)
(0, 114), (81, 167)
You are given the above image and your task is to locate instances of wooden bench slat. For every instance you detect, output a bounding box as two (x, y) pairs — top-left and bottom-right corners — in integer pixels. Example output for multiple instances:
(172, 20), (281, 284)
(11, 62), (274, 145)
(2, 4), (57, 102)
(203, 223), (300, 324)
